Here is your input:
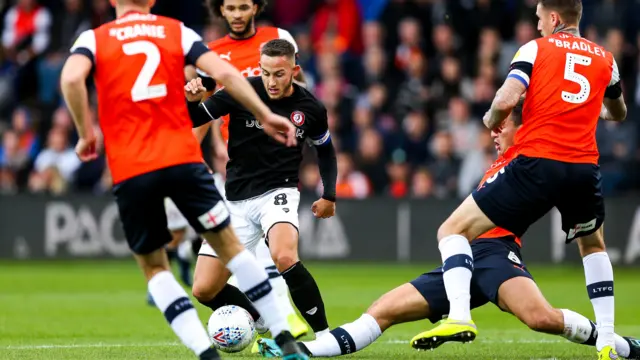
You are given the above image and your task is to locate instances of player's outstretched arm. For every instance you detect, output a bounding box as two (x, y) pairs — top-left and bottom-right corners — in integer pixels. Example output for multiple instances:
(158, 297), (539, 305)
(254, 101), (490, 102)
(484, 77), (526, 131)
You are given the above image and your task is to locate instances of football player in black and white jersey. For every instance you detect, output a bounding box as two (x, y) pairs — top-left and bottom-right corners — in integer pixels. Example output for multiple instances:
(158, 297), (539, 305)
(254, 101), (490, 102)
(186, 39), (337, 342)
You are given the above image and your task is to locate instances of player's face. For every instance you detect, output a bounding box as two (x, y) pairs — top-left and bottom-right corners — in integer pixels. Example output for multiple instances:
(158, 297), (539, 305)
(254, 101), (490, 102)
(221, 0), (257, 38)
(536, 3), (560, 37)
(259, 55), (300, 100)
(491, 118), (518, 157)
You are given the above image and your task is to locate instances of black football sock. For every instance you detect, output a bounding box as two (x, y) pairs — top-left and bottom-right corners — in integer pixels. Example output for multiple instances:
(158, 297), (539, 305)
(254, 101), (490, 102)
(198, 283), (261, 322)
(281, 261), (329, 332)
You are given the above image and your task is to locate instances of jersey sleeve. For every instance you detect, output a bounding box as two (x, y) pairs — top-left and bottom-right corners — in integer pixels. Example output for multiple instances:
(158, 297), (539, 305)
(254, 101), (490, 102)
(507, 40), (538, 89)
(277, 28), (299, 54)
(604, 57), (622, 99)
(199, 88), (238, 122)
(309, 106), (331, 146)
(181, 23), (210, 66)
(70, 29), (96, 63)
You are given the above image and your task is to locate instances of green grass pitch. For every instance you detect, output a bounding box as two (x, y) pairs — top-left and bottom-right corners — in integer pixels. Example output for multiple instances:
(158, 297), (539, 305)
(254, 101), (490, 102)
(0, 260), (637, 359)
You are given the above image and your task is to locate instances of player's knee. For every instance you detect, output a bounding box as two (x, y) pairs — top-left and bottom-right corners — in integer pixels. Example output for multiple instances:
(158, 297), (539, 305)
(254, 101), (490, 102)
(437, 221), (468, 241)
(273, 253), (298, 272)
(192, 279), (223, 303)
(521, 309), (561, 333)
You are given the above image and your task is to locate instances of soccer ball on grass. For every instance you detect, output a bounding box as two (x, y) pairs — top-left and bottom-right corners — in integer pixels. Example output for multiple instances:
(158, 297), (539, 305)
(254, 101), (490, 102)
(207, 305), (256, 353)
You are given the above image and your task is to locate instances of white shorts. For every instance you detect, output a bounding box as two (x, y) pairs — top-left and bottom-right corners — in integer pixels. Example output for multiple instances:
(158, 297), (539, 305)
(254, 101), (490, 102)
(199, 187), (300, 257)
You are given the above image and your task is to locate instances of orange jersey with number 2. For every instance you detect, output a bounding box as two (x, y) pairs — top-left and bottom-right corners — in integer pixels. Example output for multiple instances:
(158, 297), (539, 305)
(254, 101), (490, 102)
(70, 12), (207, 184)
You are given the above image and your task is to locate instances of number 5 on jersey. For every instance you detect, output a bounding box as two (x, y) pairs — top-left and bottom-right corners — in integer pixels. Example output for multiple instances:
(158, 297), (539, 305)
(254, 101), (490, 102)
(562, 52), (591, 104)
(122, 40), (167, 102)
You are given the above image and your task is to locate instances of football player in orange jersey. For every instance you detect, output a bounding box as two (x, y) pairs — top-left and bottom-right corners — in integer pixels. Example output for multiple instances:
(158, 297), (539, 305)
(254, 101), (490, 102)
(412, 1), (628, 359)
(60, 0), (310, 359)
(256, 102), (640, 359)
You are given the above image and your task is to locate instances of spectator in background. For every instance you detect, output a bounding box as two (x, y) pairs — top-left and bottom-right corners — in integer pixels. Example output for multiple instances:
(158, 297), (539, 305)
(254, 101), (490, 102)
(311, 0), (363, 56)
(0, 129), (30, 193)
(386, 149), (409, 198)
(89, 0), (114, 28)
(29, 126), (80, 194)
(2, 0), (52, 101)
(457, 129), (493, 198)
(268, 0), (312, 29)
(447, 97), (481, 158)
(431, 56), (465, 122)
(394, 51), (428, 121)
(428, 131), (460, 199)
(400, 111), (430, 166)
(299, 162), (321, 198)
(336, 152), (370, 199)
(499, 20), (536, 77)
(394, 17), (422, 73)
(355, 128), (388, 194)
(12, 107), (40, 161)
(362, 21), (384, 49)
(597, 119), (637, 195)
(311, 0), (363, 85)
(410, 167), (434, 198)
(38, 0), (89, 105)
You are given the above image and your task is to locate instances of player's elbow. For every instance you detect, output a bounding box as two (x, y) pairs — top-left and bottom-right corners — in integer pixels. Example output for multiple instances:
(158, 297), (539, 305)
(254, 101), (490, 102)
(610, 105), (627, 122)
(60, 68), (86, 91)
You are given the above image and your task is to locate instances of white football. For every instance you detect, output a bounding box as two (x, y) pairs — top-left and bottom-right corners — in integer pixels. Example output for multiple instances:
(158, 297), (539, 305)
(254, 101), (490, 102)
(207, 305), (256, 353)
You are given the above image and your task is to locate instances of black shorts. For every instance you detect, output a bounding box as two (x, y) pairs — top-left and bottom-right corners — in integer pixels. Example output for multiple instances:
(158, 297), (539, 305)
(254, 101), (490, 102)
(112, 163), (230, 255)
(472, 155), (604, 242)
(410, 237), (533, 323)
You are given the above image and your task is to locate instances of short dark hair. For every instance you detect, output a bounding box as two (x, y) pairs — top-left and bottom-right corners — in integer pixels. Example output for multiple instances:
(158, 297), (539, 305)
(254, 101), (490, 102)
(260, 39), (295, 59)
(511, 98), (525, 126)
(537, 0), (583, 25)
(206, 0), (267, 19)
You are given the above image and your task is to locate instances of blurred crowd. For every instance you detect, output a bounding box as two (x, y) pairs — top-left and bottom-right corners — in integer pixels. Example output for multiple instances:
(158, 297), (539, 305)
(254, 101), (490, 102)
(0, 0), (639, 199)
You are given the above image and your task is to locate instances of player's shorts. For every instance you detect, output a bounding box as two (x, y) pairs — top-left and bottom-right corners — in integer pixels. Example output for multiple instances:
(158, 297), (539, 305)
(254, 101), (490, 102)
(199, 187), (300, 257)
(112, 163), (230, 255)
(410, 237), (533, 323)
(164, 197), (198, 238)
(472, 155), (604, 242)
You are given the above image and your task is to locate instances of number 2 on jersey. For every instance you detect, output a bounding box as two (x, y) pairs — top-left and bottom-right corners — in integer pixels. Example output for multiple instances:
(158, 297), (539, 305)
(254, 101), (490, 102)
(122, 41), (167, 102)
(562, 52), (591, 104)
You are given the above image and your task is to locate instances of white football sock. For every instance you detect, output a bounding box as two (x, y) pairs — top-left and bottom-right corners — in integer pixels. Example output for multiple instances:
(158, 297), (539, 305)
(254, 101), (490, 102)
(255, 239), (299, 319)
(148, 271), (211, 356)
(561, 309), (596, 343)
(226, 249), (289, 336)
(439, 234), (473, 322)
(303, 314), (381, 356)
(583, 252), (615, 351)
(560, 309), (630, 357)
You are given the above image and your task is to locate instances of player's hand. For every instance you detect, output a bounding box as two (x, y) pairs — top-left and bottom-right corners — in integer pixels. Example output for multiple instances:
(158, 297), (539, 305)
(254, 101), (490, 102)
(75, 136), (98, 162)
(184, 77), (207, 102)
(483, 110), (503, 133)
(311, 198), (335, 219)
(261, 113), (297, 147)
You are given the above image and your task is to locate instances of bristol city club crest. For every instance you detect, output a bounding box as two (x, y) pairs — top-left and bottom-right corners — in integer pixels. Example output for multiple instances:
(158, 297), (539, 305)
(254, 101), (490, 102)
(290, 111), (305, 126)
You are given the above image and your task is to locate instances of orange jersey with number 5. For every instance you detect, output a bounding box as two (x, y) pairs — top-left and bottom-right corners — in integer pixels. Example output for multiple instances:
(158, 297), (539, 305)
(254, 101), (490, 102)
(475, 146), (521, 246)
(70, 12), (207, 184)
(507, 33), (619, 165)
(206, 27), (299, 143)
